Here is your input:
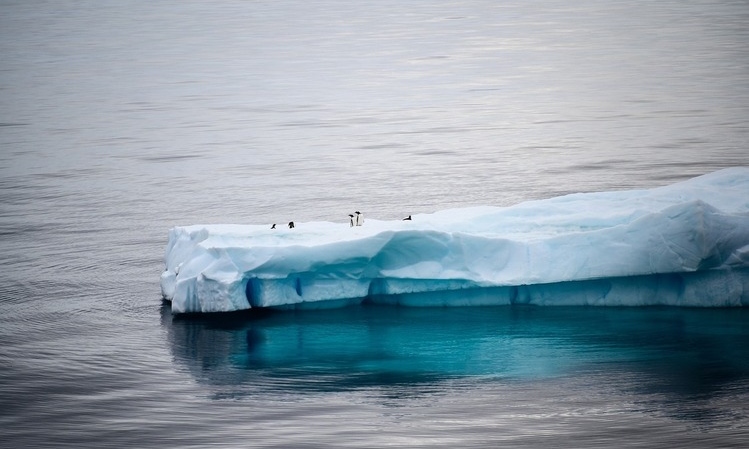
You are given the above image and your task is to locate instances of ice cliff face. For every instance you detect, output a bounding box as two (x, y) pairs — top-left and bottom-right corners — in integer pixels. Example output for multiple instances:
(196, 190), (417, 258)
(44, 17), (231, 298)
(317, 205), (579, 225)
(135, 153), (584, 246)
(161, 168), (749, 313)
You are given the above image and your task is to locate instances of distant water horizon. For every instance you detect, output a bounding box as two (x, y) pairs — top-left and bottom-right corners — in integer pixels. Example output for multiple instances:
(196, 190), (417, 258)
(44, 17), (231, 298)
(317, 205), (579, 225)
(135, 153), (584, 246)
(2, 0), (749, 447)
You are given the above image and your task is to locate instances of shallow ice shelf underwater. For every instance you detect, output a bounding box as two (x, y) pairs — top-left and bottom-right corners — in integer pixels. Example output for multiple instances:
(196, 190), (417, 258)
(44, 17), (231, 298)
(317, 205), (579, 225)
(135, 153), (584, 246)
(161, 168), (749, 314)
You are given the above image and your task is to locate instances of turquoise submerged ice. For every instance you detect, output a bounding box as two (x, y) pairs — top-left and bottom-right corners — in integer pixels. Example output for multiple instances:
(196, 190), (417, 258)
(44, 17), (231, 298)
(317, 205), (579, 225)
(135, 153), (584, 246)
(161, 168), (749, 314)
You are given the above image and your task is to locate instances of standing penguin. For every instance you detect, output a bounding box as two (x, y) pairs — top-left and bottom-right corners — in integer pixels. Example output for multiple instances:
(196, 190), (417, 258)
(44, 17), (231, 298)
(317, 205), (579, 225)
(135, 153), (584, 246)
(355, 211), (363, 226)
(288, 221), (295, 229)
(348, 214), (354, 227)
(271, 223), (276, 229)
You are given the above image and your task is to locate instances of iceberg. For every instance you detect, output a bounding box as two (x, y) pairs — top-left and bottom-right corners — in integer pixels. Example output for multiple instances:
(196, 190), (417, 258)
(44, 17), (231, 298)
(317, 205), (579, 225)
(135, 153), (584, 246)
(161, 168), (749, 314)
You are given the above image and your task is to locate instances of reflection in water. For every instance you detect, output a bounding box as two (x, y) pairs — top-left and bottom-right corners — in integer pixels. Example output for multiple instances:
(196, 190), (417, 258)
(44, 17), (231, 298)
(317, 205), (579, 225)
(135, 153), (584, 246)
(162, 302), (749, 424)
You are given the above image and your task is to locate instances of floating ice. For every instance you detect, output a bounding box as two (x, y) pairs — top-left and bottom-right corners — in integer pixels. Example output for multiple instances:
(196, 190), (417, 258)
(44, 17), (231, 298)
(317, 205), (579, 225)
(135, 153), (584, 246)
(161, 168), (749, 313)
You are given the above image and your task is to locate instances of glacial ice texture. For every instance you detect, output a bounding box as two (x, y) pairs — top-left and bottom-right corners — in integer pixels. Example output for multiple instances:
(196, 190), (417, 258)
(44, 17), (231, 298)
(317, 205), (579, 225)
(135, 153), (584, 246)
(161, 168), (749, 313)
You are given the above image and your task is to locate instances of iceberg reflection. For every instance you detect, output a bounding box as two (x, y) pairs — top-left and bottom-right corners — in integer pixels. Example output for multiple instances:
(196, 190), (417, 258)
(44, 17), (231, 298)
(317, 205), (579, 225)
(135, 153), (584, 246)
(162, 302), (749, 401)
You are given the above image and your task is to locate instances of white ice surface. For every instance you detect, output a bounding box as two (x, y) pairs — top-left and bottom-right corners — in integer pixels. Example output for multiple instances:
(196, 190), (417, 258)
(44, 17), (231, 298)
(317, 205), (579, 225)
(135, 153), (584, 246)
(161, 168), (749, 313)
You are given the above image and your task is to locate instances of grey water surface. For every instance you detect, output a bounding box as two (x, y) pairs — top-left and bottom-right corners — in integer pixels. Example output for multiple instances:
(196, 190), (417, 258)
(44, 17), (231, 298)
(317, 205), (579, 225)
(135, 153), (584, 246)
(1, 0), (748, 447)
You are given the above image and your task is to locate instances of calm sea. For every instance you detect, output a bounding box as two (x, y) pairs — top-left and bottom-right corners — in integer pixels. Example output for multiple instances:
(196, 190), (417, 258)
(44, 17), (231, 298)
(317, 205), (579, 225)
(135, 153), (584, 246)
(1, 1), (748, 447)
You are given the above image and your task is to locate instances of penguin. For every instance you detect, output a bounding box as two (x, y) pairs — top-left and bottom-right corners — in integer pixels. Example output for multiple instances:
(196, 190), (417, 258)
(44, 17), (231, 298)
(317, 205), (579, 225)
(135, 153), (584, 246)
(355, 211), (363, 226)
(288, 221), (295, 229)
(403, 215), (412, 221)
(348, 214), (354, 227)
(271, 223), (276, 229)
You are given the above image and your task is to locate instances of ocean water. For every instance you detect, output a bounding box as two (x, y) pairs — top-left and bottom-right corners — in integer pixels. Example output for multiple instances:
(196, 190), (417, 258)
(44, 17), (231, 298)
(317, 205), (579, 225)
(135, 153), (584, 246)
(1, 0), (748, 447)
